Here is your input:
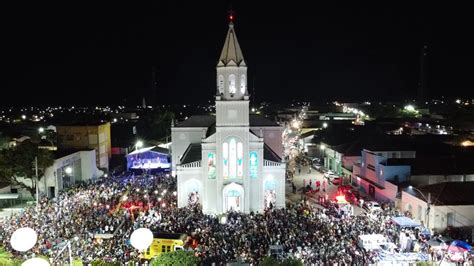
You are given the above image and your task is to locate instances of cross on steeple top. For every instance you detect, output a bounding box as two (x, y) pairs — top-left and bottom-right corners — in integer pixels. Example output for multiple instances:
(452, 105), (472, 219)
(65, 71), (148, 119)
(228, 9), (235, 24)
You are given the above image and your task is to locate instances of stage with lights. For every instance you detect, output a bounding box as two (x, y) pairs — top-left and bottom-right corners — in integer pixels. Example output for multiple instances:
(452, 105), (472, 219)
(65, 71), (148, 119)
(126, 146), (170, 174)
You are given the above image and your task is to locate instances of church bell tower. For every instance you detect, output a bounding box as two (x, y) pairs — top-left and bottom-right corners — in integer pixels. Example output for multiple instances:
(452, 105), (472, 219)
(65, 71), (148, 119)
(215, 21), (249, 126)
(212, 17), (252, 213)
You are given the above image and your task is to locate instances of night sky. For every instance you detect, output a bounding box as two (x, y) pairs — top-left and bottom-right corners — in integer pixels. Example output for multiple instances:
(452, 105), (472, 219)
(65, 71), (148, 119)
(2, 2), (473, 106)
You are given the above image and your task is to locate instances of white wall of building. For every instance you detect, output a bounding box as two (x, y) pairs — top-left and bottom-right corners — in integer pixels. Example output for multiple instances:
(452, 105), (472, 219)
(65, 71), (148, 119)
(176, 165), (203, 209)
(342, 156), (360, 171)
(409, 174), (474, 186)
(171, 127), (208, 174)
(40, 150), (101, 198)
(352, 150), (413, 202)
(250, 126), (283, 158)
(401, 191), (474, 232)
(2, 150), (101, 200)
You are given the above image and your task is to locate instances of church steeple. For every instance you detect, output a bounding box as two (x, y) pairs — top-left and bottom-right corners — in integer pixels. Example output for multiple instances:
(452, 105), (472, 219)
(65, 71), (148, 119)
(217, 22), (246, 67)
(216, 16), (248, 101)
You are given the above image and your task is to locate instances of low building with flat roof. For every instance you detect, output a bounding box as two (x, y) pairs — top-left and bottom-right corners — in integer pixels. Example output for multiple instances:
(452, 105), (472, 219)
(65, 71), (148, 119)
(401, 182), (474, 232)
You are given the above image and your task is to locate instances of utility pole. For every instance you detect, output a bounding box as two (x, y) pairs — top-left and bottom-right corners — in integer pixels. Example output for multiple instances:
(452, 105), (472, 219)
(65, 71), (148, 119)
(52, 240), (73, 265)
(426, 192), (431, 230)
(418, 44), (428, 103)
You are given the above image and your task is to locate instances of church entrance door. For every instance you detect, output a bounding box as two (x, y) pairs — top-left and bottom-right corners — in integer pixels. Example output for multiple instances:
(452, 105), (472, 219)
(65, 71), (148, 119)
(222, 183), (244, 212)
(226, 190), (241, 211)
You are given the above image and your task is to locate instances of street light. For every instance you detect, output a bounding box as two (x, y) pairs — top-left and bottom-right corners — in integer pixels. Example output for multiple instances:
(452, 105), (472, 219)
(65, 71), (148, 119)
(10, 228), (52, 265)
(22, 258), (50, 266)
(320, 144), (326, 167)
(135, 140), (144, 150)
(291, 119), (300, 129)
(10, 227), (37, 252)
(130, 228), (154, 251)
(408, 185), (431, 229)
(38, 127), (44, 133)
(322, 122), (328, 128)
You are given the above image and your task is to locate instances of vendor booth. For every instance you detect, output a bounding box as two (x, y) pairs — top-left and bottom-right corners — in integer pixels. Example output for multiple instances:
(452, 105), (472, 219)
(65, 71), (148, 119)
(391, 216), (421, 228)
(358, 234), (390, 251)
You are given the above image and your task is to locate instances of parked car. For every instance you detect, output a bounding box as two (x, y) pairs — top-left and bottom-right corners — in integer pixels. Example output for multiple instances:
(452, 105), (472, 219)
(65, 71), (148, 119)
(364, 201), (381, 213)
(268, 245), (284, 259)
(331, 177), (342, 185)
(324, 171), (339, 179)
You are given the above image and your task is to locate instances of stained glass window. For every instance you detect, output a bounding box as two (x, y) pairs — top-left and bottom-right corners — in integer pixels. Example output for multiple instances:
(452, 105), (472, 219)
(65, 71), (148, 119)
(208, 153), (216, 179)
(223, 143), (228, 178)
(249, 151), (258, 178)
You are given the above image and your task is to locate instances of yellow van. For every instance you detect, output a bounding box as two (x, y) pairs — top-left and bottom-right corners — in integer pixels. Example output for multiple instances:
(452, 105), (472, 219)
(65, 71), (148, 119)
(141, 232), (187, 260)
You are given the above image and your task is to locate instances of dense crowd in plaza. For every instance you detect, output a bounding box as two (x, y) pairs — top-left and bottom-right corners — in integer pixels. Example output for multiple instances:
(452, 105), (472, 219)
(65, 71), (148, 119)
(0, 172), (468, 265)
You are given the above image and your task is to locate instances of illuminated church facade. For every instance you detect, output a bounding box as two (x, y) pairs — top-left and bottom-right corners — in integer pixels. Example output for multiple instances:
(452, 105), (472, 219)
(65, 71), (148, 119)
(171, 21), (285, 214)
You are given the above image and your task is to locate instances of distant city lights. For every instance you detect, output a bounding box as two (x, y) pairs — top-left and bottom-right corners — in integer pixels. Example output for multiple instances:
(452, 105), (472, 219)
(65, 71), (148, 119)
(404, 105), (416, 112)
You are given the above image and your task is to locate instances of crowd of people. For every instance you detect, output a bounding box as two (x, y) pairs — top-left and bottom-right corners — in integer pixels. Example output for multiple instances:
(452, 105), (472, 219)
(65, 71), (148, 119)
(0, 171), (467, 265)
(0, 173), (176, 264)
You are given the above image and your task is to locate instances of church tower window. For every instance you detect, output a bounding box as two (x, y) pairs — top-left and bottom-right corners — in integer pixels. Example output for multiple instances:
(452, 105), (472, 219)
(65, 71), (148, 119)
(229, 74), (236, 94)
(218, 75), (224, 94)
(240, 75), (246, 94)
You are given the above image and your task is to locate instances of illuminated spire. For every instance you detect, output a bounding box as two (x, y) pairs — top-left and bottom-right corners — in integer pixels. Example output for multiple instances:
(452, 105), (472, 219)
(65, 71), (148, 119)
(217, 10), (245, 67)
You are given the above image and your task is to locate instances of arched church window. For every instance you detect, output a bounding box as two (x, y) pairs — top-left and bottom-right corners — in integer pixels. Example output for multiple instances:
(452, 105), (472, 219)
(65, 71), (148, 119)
(229, 74), (236, 94)
(249, 151), (258, 178)
(229, 138), (237, 178)
(208, 153), (216, 179)
(237, 142), (243, 176)
(218, 75), (224, 94)
(223, 137), (243, 179)
(240, 75), (246, 94)
(223, 143), (229, 178)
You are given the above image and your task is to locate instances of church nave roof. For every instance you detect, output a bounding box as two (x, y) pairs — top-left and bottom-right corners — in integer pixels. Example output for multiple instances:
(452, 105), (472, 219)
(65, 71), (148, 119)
(180, 143), (202, 165)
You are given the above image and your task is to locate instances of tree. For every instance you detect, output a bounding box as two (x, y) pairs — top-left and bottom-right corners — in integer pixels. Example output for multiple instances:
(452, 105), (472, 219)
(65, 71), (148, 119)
(260, 256), (279, 266)
(0, 132), (9, 150)
(150, 250), (200, 266)
(0, 141), (54, 198)
(280, 257), (303, 266)
(137, 109), (174, 142)
(90, 260), (121, 266)
(0, 247), (21, 266)
(260, 256), (303, 266)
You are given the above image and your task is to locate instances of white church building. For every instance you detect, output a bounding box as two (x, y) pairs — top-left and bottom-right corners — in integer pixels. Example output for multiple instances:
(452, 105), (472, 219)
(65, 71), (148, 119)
(171, 21), (286, 214)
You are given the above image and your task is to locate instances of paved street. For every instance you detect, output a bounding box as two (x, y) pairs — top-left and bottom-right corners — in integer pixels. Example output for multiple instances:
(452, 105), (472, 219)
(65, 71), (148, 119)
(286, 164), (364, 215)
